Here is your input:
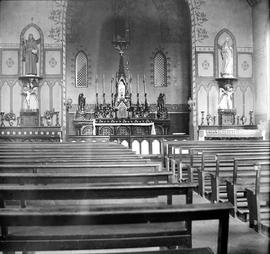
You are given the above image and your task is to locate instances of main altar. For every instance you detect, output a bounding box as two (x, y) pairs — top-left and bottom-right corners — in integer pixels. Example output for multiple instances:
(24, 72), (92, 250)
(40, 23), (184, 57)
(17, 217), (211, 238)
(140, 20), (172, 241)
(71, 24), (169, 137)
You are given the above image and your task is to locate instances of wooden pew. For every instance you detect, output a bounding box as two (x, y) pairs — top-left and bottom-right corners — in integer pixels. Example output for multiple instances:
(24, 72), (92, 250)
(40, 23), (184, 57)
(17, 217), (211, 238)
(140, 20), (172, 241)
(163, 140), (270, 161)
(208, 154), (270, 203)
(246, 166), (270, 236)
(0, 182), (196, 207)
(0, 202), (232, 254)
(167, 147), (270, 184)
(194, 151), (269, 199)
(226, 160), (270, 219)
(0, 171), (175, 184)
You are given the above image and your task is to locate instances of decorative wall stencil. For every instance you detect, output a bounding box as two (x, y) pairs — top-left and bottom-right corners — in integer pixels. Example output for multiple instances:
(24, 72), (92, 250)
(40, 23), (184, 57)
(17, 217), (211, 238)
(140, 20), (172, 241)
(197, 53), (213, 77)
(49, 0), (66, 42)
(1, 50), (19, 75)
(45, 50), (62, 76)
(238, 53), (252, 78)
(193, 0), (208, 43)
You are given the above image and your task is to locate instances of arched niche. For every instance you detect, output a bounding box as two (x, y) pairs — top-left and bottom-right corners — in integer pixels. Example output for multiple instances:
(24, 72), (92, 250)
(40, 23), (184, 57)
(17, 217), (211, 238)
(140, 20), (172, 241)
(208, 85), (219, 117)
(13, 81), (22, 119)
(121, 140), (129, 148)
(152, 139), (160, 155)
(197, 85), (207, 124)
(141, 140), (149, 155)
(131, 140), (140, 155)
(214, 29), (237, 78)
(1, 82), (10, 113)
(20, 23), (44, 76)
(234, 86), (244, 117)
(244, 86), (254, 116)
(39, 81), (50, 114)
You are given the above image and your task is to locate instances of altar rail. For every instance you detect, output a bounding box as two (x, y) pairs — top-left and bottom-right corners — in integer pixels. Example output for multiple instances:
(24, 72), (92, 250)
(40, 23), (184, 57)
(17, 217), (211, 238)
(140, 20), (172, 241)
(110, 134), (190, 155)
(0, 127), (62, 143)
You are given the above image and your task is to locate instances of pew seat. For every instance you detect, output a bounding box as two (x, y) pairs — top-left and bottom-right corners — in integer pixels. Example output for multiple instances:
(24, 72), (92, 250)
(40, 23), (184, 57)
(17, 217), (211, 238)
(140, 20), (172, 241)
(0, 203), (232, 253)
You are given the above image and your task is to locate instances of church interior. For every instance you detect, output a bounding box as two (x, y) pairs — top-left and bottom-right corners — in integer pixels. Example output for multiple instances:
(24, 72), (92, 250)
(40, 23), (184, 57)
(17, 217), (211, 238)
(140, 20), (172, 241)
(0, 0), (269, 253)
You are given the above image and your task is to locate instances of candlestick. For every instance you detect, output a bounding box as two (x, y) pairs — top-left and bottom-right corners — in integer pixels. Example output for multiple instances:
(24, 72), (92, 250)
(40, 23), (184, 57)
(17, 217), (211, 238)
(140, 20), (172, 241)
(103, 92), (106, 105)
(137, 74), (139, 94)
(129, 74), (132, 94)
(143, 74), (146, 94)
(111, 77), (114, 95)
(102, 74), (105, 94)
(95, 75), (98, 94)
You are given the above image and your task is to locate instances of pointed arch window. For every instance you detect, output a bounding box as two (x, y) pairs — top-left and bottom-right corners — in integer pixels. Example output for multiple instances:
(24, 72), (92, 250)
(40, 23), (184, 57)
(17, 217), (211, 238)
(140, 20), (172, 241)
(154, 50), (167, 87)
(75, 51), (88, 88)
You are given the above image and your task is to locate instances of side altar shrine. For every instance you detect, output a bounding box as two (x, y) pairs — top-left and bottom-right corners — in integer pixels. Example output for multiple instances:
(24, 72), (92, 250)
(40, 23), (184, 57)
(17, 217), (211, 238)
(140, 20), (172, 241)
(0, 32), (61, 142)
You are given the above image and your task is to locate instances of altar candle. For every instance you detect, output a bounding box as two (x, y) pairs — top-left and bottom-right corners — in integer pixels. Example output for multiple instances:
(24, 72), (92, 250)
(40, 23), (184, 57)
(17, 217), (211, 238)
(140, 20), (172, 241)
(137, 74), (139, 93)
(110, 77), (113, 94)
(143, 74), (146, 94)
(102, 74), (105, 93)
(95, 75), (98, 94)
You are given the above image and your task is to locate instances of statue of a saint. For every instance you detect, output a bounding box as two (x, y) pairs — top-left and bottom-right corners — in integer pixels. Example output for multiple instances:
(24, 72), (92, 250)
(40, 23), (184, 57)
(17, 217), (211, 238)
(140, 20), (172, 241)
(218, 38), (233, 78)
(22, 34), (40, 76)
(22, 79), (38, 110)
(218, 84), (234, 110)
(157, 93), (165, 112)
(78, 93), (86, 112)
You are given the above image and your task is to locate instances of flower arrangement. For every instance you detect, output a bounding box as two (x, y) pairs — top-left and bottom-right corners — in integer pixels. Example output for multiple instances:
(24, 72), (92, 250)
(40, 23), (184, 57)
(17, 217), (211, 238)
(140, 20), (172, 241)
(44, 110), (54, 120)
(4, 112), (16, 122)
(4, 112), (16, 126)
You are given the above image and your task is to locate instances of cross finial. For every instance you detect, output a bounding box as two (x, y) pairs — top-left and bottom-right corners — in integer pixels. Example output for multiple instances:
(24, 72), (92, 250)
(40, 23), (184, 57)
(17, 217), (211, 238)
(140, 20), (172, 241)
(31, 17), (34, 23)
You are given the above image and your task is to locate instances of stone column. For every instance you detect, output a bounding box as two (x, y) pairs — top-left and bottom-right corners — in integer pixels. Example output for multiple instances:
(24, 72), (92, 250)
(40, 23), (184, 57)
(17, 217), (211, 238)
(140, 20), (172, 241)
(252, 0), (270, 137)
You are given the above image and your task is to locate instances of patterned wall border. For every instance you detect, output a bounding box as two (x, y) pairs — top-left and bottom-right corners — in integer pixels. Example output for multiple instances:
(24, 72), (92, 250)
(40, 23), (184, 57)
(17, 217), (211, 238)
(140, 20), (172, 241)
(44, 48), (63, 78)
(196, 51), (214, 78)
(0, 43), (62, 49)
(196, 46), (214, 52)
(237, 52), (253, 79)
(0, 48), (19, 77)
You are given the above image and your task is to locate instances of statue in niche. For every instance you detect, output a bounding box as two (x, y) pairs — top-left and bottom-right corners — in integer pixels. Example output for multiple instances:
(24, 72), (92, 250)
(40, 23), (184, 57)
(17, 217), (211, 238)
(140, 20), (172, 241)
(218, 38), (233, 78)
(22, 33), (40, 75)
(78, 93), (86, 112)
(218, 84), (234, 110)
(22, 79), (38, 111)
(157, 93), (165, 112)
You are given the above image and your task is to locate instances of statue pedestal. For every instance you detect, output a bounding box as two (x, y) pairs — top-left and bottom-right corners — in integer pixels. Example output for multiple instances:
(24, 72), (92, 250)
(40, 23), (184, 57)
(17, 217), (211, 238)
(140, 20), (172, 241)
(20, 110), (39, 127)
(218, 109), (236, 126)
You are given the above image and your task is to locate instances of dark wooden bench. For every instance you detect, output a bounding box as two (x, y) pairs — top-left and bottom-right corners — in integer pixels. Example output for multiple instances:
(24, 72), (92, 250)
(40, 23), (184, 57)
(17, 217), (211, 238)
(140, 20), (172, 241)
(0, 182), (196, 208)
(163, 140), (270, 162)
(0, 171), (175, 185)
(165, 147), (270, 183)
(226, 160), (270, 219)
(0, 162), (162, 174)
(0, 202), (232, 254)
(195, 151), (269, 199)
(208, 154), (270, 203)
(246, 166), (270, 236)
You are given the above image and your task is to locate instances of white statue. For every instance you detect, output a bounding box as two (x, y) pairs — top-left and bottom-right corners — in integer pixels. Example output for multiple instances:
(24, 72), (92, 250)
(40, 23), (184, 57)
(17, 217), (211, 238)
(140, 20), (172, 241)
(22, 79), (38, 110)
(218, 38), (233, 78)
(218, 84), (234, 110)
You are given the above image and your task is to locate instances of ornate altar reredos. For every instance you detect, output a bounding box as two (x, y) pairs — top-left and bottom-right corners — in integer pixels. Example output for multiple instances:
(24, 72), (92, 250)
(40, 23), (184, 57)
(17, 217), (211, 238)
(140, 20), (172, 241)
(73, 26), (169, 137)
